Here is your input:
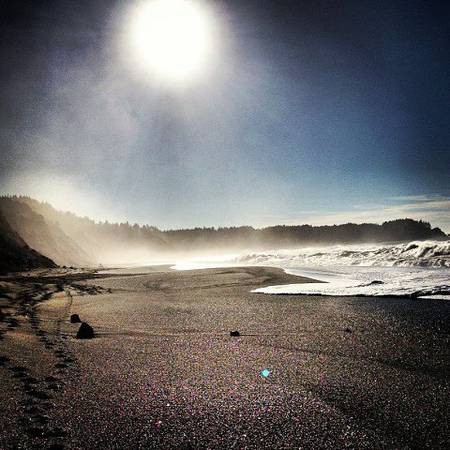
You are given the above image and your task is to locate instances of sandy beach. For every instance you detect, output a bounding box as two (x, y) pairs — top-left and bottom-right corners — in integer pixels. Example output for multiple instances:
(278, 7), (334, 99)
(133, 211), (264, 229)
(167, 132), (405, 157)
(1, 266), (449, 449)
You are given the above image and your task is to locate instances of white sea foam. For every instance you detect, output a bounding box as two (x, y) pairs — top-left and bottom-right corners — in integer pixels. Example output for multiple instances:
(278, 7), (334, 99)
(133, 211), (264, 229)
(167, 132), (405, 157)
(173, 240), (450, 299)
(253, 266), (450, 299)
(237, 240), (450, 269)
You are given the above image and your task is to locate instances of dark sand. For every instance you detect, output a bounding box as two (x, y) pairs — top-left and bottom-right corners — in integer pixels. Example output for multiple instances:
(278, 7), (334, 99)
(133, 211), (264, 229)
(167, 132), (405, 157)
(1, 266), (450, 449)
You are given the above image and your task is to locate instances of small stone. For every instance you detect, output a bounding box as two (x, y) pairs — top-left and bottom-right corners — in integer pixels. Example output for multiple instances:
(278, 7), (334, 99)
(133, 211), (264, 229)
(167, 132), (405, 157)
(230, 331), (240, 337)
(70, 314), (81, 323)
(76, 322), (94, 339)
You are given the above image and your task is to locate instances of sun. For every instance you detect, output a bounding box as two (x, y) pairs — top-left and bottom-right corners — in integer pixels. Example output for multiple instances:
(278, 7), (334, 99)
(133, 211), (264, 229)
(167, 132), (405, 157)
(129, 0), (214, 84)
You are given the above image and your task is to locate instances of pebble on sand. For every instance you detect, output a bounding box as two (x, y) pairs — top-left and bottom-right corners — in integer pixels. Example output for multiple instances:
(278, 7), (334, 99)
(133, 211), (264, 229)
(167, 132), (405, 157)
(76, 322), (95, 339)
(230, 331), (240, 337)
(70, 314), (81, 323)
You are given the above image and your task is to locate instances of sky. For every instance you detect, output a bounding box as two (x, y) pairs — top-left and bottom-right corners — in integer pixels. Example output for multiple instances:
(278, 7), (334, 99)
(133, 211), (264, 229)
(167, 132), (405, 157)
(0, 0), (449, 231)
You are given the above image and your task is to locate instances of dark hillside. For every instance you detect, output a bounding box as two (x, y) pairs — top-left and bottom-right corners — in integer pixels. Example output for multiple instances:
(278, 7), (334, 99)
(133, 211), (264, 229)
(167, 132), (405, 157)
(0, 213), (56, 273)
(0, 198), (92, 267)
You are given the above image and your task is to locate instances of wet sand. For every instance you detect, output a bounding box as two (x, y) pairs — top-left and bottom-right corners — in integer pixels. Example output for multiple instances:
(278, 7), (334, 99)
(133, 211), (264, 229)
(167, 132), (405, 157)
(1, 266), (450, 448)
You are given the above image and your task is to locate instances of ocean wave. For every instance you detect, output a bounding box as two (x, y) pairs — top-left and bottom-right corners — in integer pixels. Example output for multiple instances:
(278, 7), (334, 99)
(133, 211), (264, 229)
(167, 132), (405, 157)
(237, 240), (450, 299)
(173, 240), (450, 299)
(236, 240), (450, 268)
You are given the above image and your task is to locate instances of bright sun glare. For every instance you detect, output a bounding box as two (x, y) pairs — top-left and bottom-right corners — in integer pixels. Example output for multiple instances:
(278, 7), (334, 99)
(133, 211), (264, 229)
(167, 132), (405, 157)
(129, 0), (214, 83)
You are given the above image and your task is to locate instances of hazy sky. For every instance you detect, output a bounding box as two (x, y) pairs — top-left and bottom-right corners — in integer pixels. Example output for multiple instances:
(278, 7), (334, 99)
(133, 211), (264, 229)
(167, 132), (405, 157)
(1, 0), (449, 230)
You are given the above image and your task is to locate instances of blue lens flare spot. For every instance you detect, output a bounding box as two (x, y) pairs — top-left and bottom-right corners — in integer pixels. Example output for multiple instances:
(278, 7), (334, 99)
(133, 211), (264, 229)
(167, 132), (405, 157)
(261, 368), (270, 378)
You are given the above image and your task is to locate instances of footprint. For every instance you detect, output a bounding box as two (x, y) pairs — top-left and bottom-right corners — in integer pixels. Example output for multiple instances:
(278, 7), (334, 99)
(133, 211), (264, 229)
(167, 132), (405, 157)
(55, 350), (68, 356)
(54, 363), (68, 369)
(24, 405), (43, 415)
(19, 416), (33, 426)
(47, 444), (65, 450)
(44, 375), (60, 383)
(28, 390), (52, 400)
(12, 372), (27, 379)
(7, 318), (19, 328)
(39, 401), (56, 411)
(32, 414), (50, 425)
(46, 427), (67, 438)
(22, 376), (38, 385)
(25, 426), (46, 437)
(21, 398), (38, 408)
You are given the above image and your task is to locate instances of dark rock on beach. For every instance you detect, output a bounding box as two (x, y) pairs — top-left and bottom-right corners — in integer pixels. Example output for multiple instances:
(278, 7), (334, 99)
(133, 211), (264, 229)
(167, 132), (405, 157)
(70, 314), (81, 323)
(230, 330), (240, 337)
(76, 322), (94, 339)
